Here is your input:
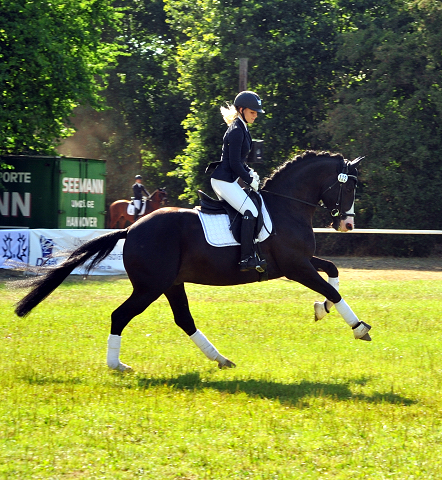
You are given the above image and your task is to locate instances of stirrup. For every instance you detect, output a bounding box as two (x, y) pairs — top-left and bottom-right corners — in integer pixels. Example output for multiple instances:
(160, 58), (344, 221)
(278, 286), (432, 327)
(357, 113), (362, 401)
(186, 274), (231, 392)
(239, 255), (267, 273)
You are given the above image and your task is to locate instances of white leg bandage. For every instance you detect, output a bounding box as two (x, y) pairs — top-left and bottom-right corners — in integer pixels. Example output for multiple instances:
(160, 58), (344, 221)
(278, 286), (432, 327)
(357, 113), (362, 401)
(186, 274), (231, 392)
(334, 299), (359, 328)
(334, 299), (372, 340)
(325, 276), (339, 311)
(107, 334), (121, 369)
(328, 276), (339, 291)
(107, 334), (131, 371)
(190, 329), (227, 364)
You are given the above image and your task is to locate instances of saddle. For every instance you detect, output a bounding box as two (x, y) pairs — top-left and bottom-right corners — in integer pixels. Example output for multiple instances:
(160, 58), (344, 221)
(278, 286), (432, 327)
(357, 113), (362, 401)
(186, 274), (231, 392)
(127, 198), (147, 216)
(197, 190), (265, 244)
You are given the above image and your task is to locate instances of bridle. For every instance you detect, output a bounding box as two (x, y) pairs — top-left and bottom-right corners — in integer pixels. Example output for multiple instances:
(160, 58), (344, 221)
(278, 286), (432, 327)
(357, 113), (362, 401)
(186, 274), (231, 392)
(320, 161), (359, 218)
(260, 158), (362, 219)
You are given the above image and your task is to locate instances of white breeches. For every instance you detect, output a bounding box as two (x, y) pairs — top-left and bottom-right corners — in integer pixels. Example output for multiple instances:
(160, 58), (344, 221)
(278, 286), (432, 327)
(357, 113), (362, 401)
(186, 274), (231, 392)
(133, 199), (142, 210)
(211, 178), (258, 217)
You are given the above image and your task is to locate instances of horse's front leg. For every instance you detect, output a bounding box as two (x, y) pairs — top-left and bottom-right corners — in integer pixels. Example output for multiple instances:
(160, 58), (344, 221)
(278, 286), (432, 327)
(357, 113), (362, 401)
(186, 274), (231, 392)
(310, 256), (340, 321)
(286, 259), (371, 341)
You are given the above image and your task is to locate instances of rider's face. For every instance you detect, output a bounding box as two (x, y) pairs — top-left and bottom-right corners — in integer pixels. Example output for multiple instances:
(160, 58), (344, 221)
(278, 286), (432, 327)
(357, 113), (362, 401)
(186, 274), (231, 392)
(242, 108), (258, 124)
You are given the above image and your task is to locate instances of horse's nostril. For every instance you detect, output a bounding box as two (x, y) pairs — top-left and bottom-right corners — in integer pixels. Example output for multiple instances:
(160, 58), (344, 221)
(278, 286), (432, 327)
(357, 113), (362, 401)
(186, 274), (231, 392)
(346, 223), (353, 231)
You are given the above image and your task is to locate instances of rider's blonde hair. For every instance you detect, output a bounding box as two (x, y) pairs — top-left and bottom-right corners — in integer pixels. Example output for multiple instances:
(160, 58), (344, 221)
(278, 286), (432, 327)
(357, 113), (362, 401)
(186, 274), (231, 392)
(220, 104), (239, 126)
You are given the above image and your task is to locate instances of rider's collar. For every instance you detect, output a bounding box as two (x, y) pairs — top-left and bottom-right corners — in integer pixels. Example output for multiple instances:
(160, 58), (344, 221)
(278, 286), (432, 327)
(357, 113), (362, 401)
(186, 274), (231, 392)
(237, 115), (248, 130)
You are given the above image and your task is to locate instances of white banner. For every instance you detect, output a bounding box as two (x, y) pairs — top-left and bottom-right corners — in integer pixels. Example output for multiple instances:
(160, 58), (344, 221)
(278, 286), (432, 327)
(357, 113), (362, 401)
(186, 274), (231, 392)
(0, 229), (125, 275)
(0, 230), (30, 268)
(29, 229), (125, 275)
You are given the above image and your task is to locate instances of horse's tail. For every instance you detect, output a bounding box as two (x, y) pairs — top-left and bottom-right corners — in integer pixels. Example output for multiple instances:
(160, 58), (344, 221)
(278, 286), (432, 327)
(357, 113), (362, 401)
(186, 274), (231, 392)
(15, 229), (129, 317)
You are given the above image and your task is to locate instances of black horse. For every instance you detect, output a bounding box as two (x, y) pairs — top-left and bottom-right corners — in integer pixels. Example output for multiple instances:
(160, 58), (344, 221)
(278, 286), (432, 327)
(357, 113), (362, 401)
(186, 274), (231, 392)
(15, 151), (371, 371)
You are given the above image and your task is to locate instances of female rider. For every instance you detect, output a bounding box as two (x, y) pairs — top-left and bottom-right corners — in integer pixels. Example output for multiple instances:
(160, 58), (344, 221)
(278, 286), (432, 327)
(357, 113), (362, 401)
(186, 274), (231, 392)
(210, 91), (266, 272)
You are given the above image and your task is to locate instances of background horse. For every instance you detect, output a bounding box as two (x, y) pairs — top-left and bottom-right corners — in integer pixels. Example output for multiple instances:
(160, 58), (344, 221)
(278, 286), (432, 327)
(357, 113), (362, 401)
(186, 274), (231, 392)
(108, 188), (168, 228)
(15, 151), (370, 371)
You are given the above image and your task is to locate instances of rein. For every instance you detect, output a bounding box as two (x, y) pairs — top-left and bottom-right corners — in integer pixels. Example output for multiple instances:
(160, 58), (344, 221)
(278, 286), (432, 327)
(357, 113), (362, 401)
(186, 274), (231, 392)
(260, 189), (321, 209)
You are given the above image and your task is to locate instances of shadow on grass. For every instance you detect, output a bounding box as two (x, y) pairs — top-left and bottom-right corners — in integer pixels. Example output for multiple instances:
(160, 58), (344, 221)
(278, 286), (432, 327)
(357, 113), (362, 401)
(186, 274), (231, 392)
(18, 372), (416, 408)
(137, 372), (416, 407)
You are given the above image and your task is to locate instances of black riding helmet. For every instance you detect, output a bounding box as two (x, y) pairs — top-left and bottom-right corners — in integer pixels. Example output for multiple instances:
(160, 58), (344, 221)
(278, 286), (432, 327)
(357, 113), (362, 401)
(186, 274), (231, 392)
(135, 175), (142, 179)
(234, 91), (265, 113)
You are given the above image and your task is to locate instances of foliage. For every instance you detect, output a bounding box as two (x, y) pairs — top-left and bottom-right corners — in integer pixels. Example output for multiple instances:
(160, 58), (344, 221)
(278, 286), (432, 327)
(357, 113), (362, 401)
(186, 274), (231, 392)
(57, 0), (189, 205)
(2, 274), (442, 477)
(165, 0), (346, 202)
(102, 0), (189, 205)
(3, 0), (442, 255)
(0, 0), (122, 154)
(315, 0), (442, 255)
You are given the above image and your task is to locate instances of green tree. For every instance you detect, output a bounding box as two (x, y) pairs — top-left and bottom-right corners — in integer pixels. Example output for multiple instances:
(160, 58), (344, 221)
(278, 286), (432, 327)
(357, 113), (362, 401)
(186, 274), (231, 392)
(164, 0), (348, 202)
(59, 0), (189, 205)
(0, 0), (122, 154)
(104, 0), (189, 204)
(316, 0), (442, 255)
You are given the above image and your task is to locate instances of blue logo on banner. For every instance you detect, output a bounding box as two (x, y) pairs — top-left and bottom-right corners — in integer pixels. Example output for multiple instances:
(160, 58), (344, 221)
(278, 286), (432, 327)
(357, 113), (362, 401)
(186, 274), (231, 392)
(36, 235), (57, 266)
(1, 233), (28, 262)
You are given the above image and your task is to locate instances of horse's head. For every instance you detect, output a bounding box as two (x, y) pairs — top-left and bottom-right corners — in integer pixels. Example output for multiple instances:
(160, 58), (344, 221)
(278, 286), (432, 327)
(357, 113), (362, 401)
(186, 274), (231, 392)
(262, 151), (362, 231)
(158, 187), (168, 206)
(320, 156), (362, 232)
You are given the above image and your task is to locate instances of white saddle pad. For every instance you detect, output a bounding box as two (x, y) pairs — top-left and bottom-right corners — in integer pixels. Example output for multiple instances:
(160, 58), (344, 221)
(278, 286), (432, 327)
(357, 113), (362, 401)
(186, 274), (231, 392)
(127, 201), (147, 215)
(197, 196), (273, 247)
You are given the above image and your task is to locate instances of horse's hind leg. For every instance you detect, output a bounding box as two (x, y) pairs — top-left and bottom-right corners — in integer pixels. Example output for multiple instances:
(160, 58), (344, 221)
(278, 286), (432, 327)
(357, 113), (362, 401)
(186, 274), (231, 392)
(109, 214), (119, 229)
(164, 284), (236, 369)
(310, 256), (340, 321)
(107, 289), (163, 371)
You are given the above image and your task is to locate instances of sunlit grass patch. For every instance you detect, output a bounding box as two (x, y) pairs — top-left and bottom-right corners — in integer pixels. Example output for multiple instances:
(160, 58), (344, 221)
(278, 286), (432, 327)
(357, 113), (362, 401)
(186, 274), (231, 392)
(1, 275), (442, 478)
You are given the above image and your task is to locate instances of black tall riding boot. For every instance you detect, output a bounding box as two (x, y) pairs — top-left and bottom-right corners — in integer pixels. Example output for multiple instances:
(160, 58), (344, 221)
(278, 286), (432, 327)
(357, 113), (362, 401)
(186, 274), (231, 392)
(239, 210), (266, 273)
(133, 208), (139, 222)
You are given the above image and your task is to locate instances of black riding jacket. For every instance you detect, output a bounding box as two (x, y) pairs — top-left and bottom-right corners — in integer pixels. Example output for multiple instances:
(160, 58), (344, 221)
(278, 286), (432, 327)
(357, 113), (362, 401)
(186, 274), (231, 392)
(132, 183), (150, 200)
(211, 118), (253, 184)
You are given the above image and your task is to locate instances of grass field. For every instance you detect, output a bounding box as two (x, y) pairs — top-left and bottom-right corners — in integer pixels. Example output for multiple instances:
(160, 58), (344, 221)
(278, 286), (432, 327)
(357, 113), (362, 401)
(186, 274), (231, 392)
(1, 264), (442, 479)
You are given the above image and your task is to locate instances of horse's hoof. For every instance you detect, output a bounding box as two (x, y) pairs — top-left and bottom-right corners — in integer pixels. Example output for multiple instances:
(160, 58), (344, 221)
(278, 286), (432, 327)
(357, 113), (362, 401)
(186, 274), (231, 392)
(109, 361), (132, 372)
(359, 332), (372, 342)
(218, 359), (236, 369)
(118, 362), (133, 372)
(314, 301), (327, 322)
(353, 321), (372, 340)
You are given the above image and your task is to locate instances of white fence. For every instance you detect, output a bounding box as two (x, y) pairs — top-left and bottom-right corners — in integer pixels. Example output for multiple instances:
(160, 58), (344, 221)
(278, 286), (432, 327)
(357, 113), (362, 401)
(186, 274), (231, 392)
(313, 229), (442, 235)
(1, 228), (441, 275)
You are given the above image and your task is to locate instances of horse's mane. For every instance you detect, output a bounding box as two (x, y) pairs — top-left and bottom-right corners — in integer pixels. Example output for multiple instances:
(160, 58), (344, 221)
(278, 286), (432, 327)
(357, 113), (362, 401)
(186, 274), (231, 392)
(262, 150), (345, 188)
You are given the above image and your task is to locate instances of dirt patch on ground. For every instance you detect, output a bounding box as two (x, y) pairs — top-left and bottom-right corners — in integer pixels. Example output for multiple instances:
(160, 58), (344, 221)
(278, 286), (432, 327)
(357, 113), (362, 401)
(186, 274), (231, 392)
(322, 256), (442, 280)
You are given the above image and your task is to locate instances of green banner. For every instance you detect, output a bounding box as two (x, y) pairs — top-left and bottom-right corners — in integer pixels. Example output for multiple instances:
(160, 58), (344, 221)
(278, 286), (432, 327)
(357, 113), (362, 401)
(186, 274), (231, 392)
(0, 156), (106, 229)
(58, 158), (106, 229)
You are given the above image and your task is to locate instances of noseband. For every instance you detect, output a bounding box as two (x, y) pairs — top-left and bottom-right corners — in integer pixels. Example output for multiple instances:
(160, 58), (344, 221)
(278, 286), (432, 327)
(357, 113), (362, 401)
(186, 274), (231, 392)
(261, 158), (361, 218)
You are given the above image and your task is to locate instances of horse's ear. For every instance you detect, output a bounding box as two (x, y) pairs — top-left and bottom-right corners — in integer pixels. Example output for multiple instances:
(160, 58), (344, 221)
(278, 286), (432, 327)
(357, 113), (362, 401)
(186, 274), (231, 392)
(350, 156), (364, 166)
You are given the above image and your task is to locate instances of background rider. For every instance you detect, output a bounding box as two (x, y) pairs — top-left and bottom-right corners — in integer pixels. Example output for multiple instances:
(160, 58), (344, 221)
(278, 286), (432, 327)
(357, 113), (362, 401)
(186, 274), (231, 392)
(132, 175), (150, 221)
